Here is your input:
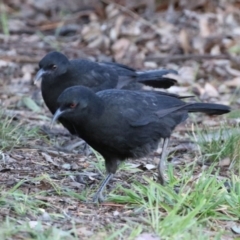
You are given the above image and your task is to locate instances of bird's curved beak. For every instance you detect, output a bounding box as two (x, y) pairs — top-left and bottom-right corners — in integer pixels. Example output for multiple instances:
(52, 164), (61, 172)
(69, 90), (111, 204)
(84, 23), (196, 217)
(51, 108), (64, 129)
(34, 69), (45, 85)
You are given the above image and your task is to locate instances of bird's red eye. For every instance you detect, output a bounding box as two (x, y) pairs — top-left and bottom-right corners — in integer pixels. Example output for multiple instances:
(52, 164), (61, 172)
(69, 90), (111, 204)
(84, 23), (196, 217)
(69, 103), (77, 109)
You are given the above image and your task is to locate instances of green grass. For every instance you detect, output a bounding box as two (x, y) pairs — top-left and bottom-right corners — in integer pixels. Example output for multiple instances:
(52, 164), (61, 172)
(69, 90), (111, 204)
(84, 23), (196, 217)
(0, 218), (77, 240)
(62, 122), (239, 239)
(0, 183), (73, 239)
(75, 129), (239, 240)
(0, 189), (49, 217)
(0, 177), (80, 240)
(107, 170), (239, 239)
(0, 112), (39, 151)
(193, 123), (240, 174)
(0, 3), (9, 35)
(1, 157), (239, 239)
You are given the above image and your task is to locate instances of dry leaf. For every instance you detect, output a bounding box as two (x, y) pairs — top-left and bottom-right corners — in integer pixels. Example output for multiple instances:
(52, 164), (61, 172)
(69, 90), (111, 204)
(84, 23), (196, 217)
(22, 97), (41, 112)
(203, 83), (219, 97)
(178, 67), (197, 85)
(28, 221), (39, 229)
(231, 225), (240, 234)
(199, 16), (211, 37)
(225, 77), (240, 87)
(145, 164), (156, 170)
(41, 152), (59, 167)
(226, 66), (240, 77)
(112, 38), (131, 60)
(218, 158), (231, 167)
(144, 61), (158, 68)
(179, 28), (191, 54)
(110, 15), (124, 41)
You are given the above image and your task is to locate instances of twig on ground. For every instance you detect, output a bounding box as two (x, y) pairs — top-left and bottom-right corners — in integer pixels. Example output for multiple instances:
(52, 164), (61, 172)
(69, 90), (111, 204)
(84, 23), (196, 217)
(146, 53), (240, 64)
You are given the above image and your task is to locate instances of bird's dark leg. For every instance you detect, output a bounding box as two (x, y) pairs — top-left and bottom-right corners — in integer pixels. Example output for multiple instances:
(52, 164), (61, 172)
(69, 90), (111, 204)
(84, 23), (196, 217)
(92, 173), (114, 203)
(158, 138), (169, 185)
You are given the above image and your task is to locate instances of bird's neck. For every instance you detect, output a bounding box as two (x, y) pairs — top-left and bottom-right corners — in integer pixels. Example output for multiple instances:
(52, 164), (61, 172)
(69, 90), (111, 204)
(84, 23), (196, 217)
(72, 95), (105, 135)
(88, 95), (105, 117)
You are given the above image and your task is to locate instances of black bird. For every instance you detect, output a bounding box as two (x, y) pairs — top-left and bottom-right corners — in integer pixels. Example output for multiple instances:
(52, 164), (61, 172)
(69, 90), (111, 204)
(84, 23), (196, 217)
(34, 51), (178, 135)
(51, 86), (230, 202)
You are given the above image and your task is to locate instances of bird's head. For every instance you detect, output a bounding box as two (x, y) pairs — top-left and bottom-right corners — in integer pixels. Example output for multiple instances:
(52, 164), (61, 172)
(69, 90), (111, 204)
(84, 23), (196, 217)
(34, 51), (70, 84)
(51, 86), (94, 127)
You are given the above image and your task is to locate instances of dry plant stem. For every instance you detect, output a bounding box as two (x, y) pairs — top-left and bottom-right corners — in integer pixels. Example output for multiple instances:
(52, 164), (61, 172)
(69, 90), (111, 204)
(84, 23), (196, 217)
(146, 53), (238, 64)
(158, 138), (169, 185)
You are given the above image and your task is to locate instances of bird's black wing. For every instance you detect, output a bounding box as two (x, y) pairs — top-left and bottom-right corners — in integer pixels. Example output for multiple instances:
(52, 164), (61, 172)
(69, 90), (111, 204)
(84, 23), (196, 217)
(100, 62), (178, 89)
(100, 61), (136, 75)
(138, 90), (194, 99)
(99, 62), (139, 89)
(99, 89), (186, 128)
(70, 60), (119, 92)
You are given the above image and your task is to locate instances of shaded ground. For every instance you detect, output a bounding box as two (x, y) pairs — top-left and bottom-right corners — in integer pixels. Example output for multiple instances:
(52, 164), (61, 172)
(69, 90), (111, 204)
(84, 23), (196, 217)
(0, 0), (240, 239)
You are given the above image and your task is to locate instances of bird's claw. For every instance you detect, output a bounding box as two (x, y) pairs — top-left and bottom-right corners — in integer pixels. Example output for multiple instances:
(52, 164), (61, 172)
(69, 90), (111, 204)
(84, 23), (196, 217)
(92, 192), (105, 203)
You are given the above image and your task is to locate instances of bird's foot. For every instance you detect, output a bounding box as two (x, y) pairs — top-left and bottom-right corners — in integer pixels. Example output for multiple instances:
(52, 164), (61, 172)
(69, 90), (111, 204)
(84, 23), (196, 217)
(92, 191), (105, 203)
(158, 176), (165, 186)
(157, 175), (180, 194)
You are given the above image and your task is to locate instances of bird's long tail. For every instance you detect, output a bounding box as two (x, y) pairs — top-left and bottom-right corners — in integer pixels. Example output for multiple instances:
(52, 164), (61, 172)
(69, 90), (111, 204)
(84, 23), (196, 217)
(156, 102), (230, 118)
(136, 69), (178, 89)
(187, 102), (231, 115)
